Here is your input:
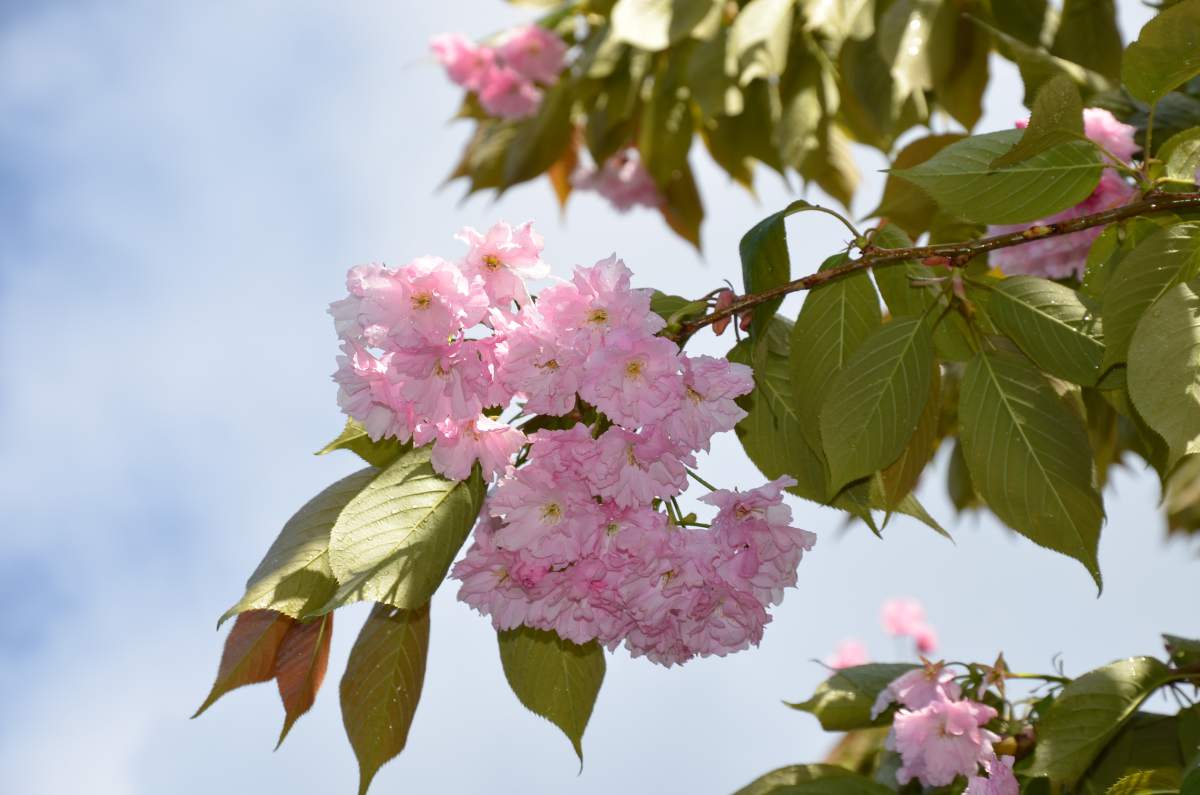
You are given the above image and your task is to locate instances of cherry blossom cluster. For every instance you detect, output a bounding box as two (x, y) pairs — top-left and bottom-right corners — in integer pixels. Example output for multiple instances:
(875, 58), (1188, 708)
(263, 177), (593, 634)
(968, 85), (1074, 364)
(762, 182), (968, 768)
(330, 221), (817, 665)
(431, 25), (566, 120)
(989, 108), (1138, 280)
(572, 148), (662, 212)
(872, 663), (1016, 795)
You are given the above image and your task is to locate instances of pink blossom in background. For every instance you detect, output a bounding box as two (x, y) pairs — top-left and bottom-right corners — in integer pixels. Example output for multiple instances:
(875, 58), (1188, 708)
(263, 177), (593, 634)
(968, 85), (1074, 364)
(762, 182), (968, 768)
(881, 597), (927, 636)
(825, 639), (869, 669)
(572, 149), (663, 212)
(430, 33), (494, 91)
(988, 108), (1138, 280)
(965, 754), (1019, 795)
(881, 596), (939, 653)
(890, 696), (999, 787)
(496, 24), (567, 85)
(432, 25), (566, 120)
(872, 661), (963, 717)
(477, 66), (543, 119)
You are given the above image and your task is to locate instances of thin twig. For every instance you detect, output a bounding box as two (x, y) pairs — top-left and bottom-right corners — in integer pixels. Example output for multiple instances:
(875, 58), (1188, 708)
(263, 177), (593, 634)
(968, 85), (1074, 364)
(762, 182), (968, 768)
(673, 192), (1200, 343)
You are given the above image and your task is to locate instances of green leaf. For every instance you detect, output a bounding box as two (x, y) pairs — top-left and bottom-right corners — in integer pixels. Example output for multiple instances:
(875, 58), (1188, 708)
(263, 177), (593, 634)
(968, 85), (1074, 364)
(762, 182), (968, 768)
(1128, 280), (1200, 467)
(879, 365), (941, 509)
(959, 349), (1104, 588)
(991, 74), (1084, 168)
(1159, 127), (1200, 184)
(1028, 657), (1176, 785)
(787, 663), (919, 731)
(871, 225), (975, 362)
(740, 200), (813, 344)
(1164, 634), (1200, 669)
(638, 57), (694, 187)
(340, 603), (429, 795)
(734, 763), (897, 795)
(799, 123), (859, 207)
(219, 468), (378, 627)
(1051, 0), (1123, 84)
(497, 626), (605, 761)
(893, 129), (1103, 225)
(610, 0), (719, 51)
(1107, 769), (1183, 795)
(979, 276), (1105, 385)
(929, 1), (989, 129)
(273, 614), (333, 749)
(649, 290), (708, 327)
(501, 81), (575, 189)
(867, 134), (965, 238)
(1122, 0), (1200, 104)
(317, 419), (407, 468)
(1078, 713), (1187, 795)
(790, 252), (882, 456)
(819, 318), (935, 491)
(947, 438), (980, 512)
(730, 0), (796, 84)
(193, 609), (292, 718)
(1102, 223), (1200, 369)
(977, 16), (1111, 104)
(659, 160), (705, 250)
(877, 0), (939, 106)
(325, 447), (485, 612)
(728, 326), (877, 529)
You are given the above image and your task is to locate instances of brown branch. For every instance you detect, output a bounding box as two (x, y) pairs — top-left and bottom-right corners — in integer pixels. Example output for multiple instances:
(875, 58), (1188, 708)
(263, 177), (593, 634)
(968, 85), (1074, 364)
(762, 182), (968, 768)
(676, 192), (1200, 342)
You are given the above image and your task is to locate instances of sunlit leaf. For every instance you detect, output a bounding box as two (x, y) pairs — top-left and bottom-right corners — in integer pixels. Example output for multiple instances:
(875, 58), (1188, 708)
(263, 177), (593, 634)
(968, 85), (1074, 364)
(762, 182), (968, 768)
(326, 447), (485, 612)
(317, 419), (408, 468)
(340, 603), (429, 795)
(610, 0), (720, 51)
(498, 626), (605, 761)
(219, 468), (378, 626)
(1122, 0), (1200, 104)
(1027, 657), (1175, 785)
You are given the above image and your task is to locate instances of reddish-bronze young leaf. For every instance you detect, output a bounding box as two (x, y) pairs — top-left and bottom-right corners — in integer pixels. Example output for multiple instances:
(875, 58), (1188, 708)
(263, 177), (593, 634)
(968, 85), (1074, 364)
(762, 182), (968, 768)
(546, 133), (578, 212)
(193, 609), (293, 718)
(273, 613), (333, 749)
(341, 603), (430, 795)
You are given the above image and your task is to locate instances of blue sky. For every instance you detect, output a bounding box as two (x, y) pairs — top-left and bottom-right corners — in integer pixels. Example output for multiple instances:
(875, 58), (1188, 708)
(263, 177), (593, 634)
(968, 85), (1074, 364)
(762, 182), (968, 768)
(1, 2), (1195, 793)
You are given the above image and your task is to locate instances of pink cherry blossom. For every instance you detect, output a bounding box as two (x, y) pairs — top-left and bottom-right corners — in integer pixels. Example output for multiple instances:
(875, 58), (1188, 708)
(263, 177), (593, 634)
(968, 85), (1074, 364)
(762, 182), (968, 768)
(478, 66), (542, 119)
(966, 754), (1019, 795)
(988, 108), (1137, 279)
(573, 149), (662, 212)
(872, 661), (963, 718)
(496, 25), (567, 85)
(826, 639), (869, 669)
(430, 34), (496, 91)
(589, 427), (692, 508)
(579, 330), (684, 427)
(890, 696), (999, 787)
(881, 597), (928, 636)
(662, 355), (754, 451)
(456, 220), (549, 308)
(495, 308), (584, 415)
(431, 416), (526, 480)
